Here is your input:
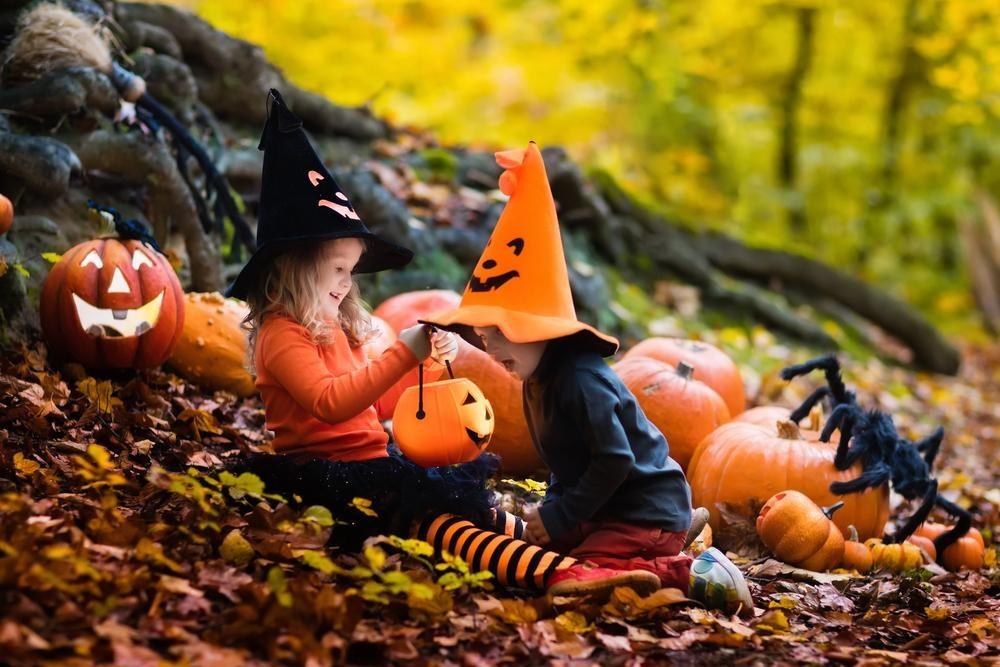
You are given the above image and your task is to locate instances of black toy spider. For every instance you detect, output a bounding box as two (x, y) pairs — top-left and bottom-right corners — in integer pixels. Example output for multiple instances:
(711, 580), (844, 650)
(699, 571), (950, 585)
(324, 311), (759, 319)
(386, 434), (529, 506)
(779, 354), (972, 559)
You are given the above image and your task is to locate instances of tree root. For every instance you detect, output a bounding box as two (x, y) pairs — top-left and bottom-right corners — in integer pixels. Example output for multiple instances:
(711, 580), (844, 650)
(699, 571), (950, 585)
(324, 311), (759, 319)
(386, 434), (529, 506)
(0, 130), (81, 198)
(70, 128), (221, 291)
(0, 66), (119, 120)
(584, 171), (960, 374)
(116, 2), (387, 140)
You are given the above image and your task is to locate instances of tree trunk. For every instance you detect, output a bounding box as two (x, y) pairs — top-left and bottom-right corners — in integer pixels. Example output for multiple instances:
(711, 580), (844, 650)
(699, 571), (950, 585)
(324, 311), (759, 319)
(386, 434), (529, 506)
(777, 6), (816, 235)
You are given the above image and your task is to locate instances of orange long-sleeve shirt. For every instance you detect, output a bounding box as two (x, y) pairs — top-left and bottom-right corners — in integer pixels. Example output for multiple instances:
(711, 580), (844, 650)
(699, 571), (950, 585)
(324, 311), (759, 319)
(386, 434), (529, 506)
(254, 314), (440, 461)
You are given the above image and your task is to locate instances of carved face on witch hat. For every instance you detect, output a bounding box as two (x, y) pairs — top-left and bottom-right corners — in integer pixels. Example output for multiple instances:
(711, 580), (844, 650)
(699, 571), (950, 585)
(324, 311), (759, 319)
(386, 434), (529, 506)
(421, 142), (618, 357)
(225, 89), (413, 300)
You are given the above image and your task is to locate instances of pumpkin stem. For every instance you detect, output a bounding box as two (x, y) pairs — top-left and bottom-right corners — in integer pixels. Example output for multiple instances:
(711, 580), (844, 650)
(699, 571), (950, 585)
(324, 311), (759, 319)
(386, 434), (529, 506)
(822, 500), (845, 520)
(775, 420), (803, 440)
(676, 361), (695, 380)
(86, 199), (162, 252)
(848, 524), (859, 542)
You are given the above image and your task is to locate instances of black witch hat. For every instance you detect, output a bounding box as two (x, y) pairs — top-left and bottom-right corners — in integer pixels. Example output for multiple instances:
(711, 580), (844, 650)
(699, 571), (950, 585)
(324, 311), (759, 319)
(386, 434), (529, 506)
(225, 89), (413, 300)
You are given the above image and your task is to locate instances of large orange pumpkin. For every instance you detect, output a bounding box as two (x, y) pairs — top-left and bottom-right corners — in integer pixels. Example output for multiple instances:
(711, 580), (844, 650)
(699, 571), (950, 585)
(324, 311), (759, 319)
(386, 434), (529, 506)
(449, 338), (541, 474)
(166, 292), (255, 396)
(623, 337), (745, 416)
(914, 522), (985, 571)
(373, 289), (461, 334)
(40, 238), (185, 369)
(393, 376), (494, 468)
(0, 193), (12, 236)
(757, 491), (845, 571)
(613, 356), (730, 471)
(688, 420), (889, 546)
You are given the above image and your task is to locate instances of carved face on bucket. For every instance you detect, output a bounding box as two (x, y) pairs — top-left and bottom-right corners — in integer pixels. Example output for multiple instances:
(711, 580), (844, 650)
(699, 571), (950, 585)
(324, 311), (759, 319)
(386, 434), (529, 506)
(309, 170), (360, 221)
(469, 236), (525, 293)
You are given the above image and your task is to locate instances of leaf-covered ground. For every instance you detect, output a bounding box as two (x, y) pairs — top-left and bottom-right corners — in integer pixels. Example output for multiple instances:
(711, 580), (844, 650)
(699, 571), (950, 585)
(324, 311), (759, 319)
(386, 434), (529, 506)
(1, 338), (999, 665)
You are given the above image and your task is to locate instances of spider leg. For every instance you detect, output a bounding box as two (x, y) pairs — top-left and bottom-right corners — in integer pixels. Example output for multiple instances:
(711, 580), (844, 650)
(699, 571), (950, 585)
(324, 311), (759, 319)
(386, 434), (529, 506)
(778, 354), (852, 405)
(825, 404), (856, 466)
(885, 479), (937, 543)
(915, 427), (945, 470)
(932, 495), (973, 557)
(788, 386), (830, 424)
(829, 463), (891, 495)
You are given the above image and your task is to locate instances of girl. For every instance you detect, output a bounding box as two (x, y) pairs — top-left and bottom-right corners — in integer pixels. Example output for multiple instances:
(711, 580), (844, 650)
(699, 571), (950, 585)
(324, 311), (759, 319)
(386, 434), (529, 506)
(228, 90), (661, 597)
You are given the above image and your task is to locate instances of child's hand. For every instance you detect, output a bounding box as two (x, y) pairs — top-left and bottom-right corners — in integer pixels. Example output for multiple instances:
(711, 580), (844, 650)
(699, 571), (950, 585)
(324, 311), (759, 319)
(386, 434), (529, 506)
(399, 324), (433, 360)
(523, 505), (552, 546)
(426, 330), (459, 369)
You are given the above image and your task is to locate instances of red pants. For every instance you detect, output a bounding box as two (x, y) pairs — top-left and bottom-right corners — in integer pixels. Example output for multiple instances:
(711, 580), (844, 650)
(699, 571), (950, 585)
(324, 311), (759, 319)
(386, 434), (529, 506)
(552, 521), (692, 593)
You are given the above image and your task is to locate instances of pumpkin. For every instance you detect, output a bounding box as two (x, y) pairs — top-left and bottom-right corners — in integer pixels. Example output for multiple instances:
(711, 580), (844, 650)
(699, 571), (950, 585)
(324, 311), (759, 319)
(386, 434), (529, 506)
(905, 535), (937, 563)
(166, 292), (255, 396)
(865, 539), (923, 572)
(623, 337), (745, 416)
(0, 193), (12, 236)
(913, 522), (985, 571)
(842, 525), (873, 573)
(40, 238), (184, 369)
(688, 420), (889, 545)
(373, 289), (462, 334)
(613, 357), (730, 471)
(393, 376), (494, 468)
(736, 404), (823, 432)
(365, 315), (398, 359)
(449, 338), (541, 473)
(756, 490), (845, 571)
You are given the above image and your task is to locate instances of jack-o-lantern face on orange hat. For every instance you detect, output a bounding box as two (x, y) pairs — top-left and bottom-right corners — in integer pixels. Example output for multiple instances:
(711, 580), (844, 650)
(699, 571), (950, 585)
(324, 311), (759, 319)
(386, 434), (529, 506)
(40, 236), (185, 370)
(421, 142), (619, 357)
(469, 236), (525, 292)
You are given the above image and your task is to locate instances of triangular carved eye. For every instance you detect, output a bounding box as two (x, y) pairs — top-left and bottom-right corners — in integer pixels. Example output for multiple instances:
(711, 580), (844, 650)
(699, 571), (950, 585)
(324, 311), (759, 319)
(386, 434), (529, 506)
(462, 392), (477, 406)
(484, 405), (492, 420)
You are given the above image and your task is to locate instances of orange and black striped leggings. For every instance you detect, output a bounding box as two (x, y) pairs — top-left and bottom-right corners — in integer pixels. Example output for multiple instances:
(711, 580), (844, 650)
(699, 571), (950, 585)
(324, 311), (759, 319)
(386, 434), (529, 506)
(417, 512), (576, 591)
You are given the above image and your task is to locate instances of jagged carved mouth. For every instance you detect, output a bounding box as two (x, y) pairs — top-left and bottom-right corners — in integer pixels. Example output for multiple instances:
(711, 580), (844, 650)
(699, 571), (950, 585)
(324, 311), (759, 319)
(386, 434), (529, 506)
(465, 427), (490, 449)
(72, 292), (164, 338)
(469, 271), (520, 292)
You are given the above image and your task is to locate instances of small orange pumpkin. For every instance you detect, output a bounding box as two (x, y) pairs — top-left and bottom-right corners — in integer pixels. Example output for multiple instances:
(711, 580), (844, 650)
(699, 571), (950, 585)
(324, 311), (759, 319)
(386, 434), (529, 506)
(756, 490), (845, 571)
(623, 337), (745, 416)
(842, 525), (873, 573)
(393, 376), (494, 468)
(865, 539), (923, 572)
(913, 522), (985, 571)
(0, 193), (12, 236)
(905, 535), (937, 563)
(613, 357), (730, 471)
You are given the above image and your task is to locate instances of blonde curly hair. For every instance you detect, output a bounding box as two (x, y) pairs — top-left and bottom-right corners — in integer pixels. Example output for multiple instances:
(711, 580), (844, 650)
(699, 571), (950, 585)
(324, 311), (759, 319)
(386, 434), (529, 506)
(242, 238), (375, 373)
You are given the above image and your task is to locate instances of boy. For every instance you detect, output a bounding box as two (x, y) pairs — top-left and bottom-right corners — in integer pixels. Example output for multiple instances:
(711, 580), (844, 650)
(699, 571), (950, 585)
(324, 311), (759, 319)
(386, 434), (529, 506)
(425, 142), (753, 615)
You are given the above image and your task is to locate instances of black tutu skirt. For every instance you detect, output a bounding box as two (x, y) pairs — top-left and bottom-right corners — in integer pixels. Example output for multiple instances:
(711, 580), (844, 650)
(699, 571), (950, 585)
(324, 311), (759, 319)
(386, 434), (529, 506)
(229, 447), (500, 551)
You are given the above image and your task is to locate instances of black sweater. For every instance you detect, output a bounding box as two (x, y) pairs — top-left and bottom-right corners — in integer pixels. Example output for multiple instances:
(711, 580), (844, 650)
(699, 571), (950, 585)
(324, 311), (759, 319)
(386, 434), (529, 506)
(524, 341), (693, 541)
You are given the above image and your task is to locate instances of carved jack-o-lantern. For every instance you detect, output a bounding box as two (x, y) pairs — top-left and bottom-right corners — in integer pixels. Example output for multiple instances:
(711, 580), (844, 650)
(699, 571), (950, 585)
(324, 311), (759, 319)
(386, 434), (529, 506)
(469, 235), (525, 293)
(393, 376), (494, 468)
(40, 238), (185, 369)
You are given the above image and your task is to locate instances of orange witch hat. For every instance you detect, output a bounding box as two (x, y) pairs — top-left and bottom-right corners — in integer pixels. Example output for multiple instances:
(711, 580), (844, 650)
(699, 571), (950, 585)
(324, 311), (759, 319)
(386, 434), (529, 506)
(422, 142), (618, 357)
